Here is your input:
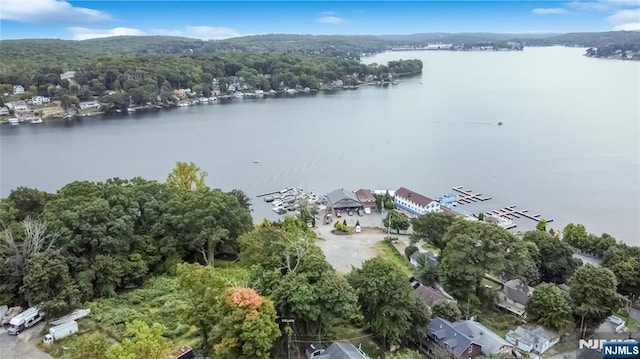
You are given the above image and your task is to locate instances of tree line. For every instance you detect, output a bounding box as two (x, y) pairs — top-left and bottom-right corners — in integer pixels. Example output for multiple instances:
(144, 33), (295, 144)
(0, 49), (422, 109)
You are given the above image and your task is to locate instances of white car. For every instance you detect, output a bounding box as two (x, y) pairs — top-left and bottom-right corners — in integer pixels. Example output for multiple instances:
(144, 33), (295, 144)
(364, 207), (371, 215)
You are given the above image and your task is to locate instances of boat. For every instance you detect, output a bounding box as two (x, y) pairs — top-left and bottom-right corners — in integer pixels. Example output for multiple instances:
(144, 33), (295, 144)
(497, 121), (503, 126)
(8, 118), (19, 126)
(30, 117), (43, 124)
(127, 107), (136, 113)
(208, 97), (218, 102)
(199, 97), (209, 103)
(177, 102), (189, 107)
(253, 160), (260, 164)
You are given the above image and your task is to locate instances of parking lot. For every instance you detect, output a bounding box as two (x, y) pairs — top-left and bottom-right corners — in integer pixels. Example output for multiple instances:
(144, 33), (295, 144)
(0, 323), (53, 359)
(315, 209), (413, 273)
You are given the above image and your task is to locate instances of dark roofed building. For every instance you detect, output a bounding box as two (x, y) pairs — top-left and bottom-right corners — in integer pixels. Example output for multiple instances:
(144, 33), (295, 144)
(498, 279), (534, 317)
(308, 341), (370, 359)
(412, 282), (453, 306)
(424, 317), (514, 359)
(326, 189), (362, 211)
(355, 189), (377, 209)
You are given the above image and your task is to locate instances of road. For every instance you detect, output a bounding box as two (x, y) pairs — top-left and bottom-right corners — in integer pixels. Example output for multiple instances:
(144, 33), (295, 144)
(0, 323), (54, 359)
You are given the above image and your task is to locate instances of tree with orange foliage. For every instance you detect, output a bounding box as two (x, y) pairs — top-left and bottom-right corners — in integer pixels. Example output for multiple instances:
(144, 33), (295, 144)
(213, 287), (281, 359)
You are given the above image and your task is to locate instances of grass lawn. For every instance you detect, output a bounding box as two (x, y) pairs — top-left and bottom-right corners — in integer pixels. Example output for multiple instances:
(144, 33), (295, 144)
(477, 310), (522, 337)
(420, 242), (440, 255)
(375, 240), (413, 276)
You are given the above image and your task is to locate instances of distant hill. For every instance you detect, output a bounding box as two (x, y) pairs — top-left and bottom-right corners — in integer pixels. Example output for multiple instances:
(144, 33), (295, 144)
(1, 31), (638, 74)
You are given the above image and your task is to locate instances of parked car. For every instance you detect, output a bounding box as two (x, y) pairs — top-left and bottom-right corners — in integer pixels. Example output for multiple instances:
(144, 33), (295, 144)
(364, 207), (372, 215)
(348, 210), (353, 216)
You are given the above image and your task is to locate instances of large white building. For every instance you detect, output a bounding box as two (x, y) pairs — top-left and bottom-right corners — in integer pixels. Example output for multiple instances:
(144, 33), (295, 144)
(31, 96), (50, 105)
(393, 187), (442, 216)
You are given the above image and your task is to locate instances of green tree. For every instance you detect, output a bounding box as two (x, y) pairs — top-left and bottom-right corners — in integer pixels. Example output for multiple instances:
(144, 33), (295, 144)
(63, 334), (108, 359)
(213, 287), (281, 359)
(404, 244), (418, 259)
(415, 259), (439, 286)
(537, 233), (579, 284)
(525, 283), (572, 331)
(176, 263), (227, 356)
(383, 212), (411, 234)
(231, 189), (252, 210)
(347, 257), (430, 349)
(410, 212), (454, 250)
(6, 187), (52, 221)
(439, 220), (531, 304)
(166, 161), (208, 191)
(106, 320), (172, 359)
(21, 251), (81, 317)
(536, 219), (547, 232)
(569, 265), (626, 332)
(431, 300), (462, 322)
(387, 350), (426, 359)
(563, 223), (588, 249)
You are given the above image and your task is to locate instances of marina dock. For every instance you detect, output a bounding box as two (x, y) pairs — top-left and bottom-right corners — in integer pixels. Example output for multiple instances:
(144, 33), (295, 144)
(485, 206), (553, 223)
(452, 186), (492, 203)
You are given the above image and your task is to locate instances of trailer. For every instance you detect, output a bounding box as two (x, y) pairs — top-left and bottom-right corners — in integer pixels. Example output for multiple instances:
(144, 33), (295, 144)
(1, 306), (23, 326)
(8, 306), (43, 335)
(43, 320), (78, 343)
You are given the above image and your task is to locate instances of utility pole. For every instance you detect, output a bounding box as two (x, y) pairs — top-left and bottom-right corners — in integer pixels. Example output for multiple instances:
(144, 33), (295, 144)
(282, 318), (295, 359)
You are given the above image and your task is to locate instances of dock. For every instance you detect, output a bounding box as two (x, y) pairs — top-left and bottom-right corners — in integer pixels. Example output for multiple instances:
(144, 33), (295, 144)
(256, 190), (281, 198)
(451, 186), (492, 203)
(485, 206), (553, 223)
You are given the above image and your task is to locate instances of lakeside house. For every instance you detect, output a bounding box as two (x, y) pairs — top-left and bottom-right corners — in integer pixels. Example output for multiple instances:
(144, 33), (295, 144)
(60, 71), (76, 81)
(31, 96), (51, 105)
(506, 325), (559, 354)
(6, 101), (29, 112)
(0, 106), (9, 115)
(12, 85), (24, 95)
(394, 187), (442, 216)
(79, 101), (101, 111)
(423, 317), (515, 359)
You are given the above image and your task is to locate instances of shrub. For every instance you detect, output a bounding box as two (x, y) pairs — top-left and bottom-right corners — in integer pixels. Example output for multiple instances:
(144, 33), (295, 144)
(404, 245), (419, 259)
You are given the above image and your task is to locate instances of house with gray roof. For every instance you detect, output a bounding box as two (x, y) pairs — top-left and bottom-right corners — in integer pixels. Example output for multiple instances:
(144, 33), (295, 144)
(498, 279), (534, 317)
(412, 282), (454, 307)
(506, 325), (559, 354)
(423, 317), (514, 359)
(306, 341), (370, 359)
(326, 189), (362, 211)
(409, 251), (438, 268)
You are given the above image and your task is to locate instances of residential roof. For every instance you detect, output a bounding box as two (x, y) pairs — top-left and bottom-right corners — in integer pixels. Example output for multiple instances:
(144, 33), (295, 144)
(506, 325), (559, 348)
(428, 317), (474, 358)
(452, 320), (513, 356)
(395, 187), (435, 207)
(313, 341), (369, 359)
(413, 283), (451, 306)
(326, 189), (362, 209)
(355, 189), (376, 204)
(503, 279), (534, 306)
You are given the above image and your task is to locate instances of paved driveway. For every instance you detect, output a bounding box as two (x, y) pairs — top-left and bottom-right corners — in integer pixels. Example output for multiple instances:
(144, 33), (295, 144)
(0, 323), (53, 359)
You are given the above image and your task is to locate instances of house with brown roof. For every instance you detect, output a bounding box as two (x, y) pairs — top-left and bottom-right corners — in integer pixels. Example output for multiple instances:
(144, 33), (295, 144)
(411, 281), (456, 307)
(355, 189), (377, 209)
(394, 187), (442, 216)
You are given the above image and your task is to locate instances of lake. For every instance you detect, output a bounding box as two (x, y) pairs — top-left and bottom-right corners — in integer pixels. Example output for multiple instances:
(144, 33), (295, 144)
(1, 47), (638, 245)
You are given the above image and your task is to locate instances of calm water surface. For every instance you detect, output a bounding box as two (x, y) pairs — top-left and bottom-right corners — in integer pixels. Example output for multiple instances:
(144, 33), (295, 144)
(1, 47), (639, 244)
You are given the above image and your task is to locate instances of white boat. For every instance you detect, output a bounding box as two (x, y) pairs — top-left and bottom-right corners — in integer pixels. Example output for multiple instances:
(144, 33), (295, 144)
(208, 97), (217, 102)
(8, 118), (19, 126)
(233, 93), (244, 99)
(269, 89), (277, 95)
(177, 102), (189, 107)
(285, 89), (297, 95)
(255, 90), (264, 98)
(127, 107), (136, 112)
(199, 97), (209, 103)
(30, 118), (43, 124)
